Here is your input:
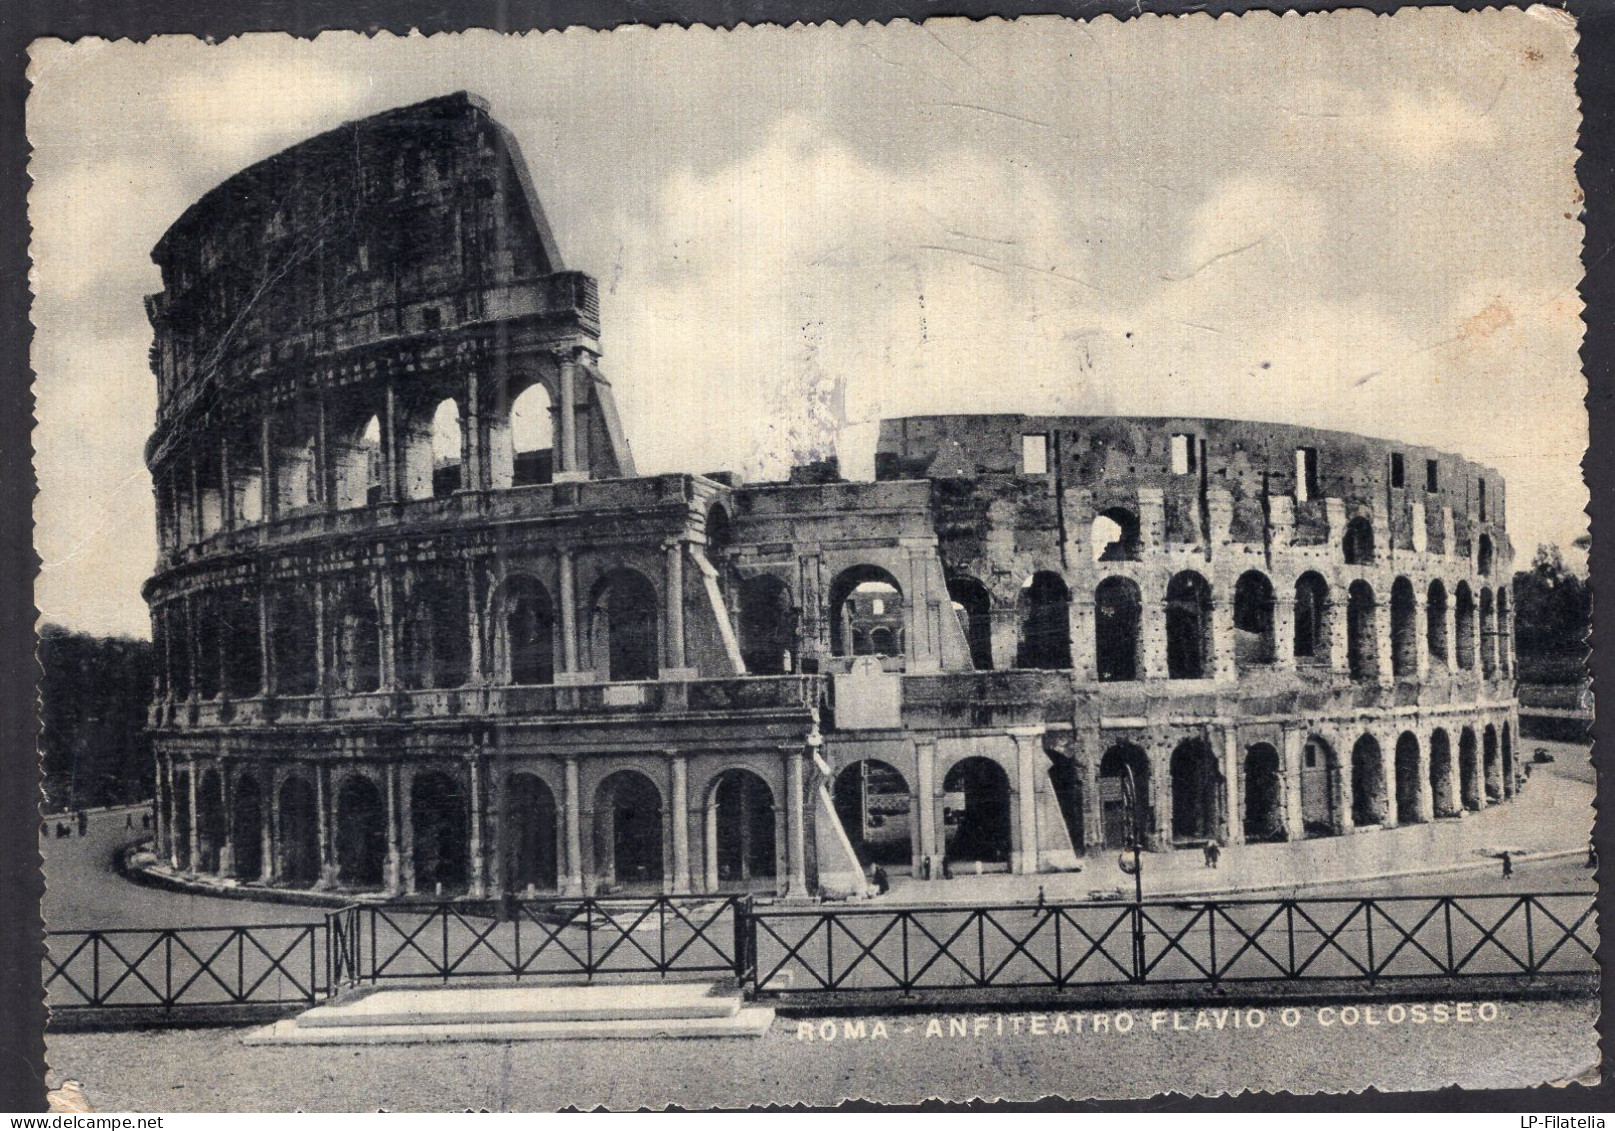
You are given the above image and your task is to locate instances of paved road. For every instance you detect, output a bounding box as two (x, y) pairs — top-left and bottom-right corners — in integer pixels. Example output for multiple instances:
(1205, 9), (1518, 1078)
(45, 995), (1600, 1110)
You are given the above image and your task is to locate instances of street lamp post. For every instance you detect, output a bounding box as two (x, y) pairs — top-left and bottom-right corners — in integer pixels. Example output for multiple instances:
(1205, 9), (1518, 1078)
(1118, 763), (1146, 979)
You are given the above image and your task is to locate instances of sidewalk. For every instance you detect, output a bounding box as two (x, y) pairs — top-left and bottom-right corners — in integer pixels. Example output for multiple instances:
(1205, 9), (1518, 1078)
(881, 759), (1595, 905)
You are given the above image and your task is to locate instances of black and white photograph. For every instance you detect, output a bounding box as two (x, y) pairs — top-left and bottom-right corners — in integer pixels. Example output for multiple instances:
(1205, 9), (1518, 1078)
(23, 6), (1600, 1111)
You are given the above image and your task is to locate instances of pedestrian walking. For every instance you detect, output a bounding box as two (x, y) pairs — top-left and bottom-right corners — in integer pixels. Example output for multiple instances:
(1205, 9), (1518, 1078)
(872, 864), (890, 896)
(1501, 850), (1514, 879)
(1202, 841), (1214, 868)
(125, 812), (134, 829)
(1206, 839), (1222, 870)
(942, 857), (953, 881)
(1036, 886), (1046, 908)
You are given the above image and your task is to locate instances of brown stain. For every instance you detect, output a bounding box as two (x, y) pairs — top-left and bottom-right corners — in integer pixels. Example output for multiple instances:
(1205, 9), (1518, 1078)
(1459, 298), (1514, 343)
(1524, 47), (1545, 63)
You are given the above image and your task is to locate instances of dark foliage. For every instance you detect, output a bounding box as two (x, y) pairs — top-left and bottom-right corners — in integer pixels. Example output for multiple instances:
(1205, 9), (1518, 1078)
(1512, 545), (1590, 687)
(38, 624), (153, 812)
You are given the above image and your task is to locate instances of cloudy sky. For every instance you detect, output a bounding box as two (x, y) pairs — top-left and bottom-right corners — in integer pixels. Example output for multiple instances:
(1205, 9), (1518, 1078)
(28, 9), (1586, 639)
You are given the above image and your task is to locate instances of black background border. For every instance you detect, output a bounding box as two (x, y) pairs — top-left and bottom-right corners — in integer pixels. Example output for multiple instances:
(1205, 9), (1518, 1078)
(0, 0), (1608, 1113)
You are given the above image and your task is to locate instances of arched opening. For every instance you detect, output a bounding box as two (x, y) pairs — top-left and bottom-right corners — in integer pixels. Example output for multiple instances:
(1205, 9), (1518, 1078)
(869, 627), (895, 655)
(712, 769), (777, 886)
(335, 776), (386, 889)
(165, 605), (191, 700)
(1045, 739), (1084, 851)
(1455, 583), (1477, 670)
(1502, 722), (1515, 796)
(411, 770), (469, 895)
(231, 774), (263, 880)
(828, 566), (904, 659)
(430, 399), (463, 497)
(1017, 571), (1072, 669)
(1480, 588), (1498, 678)
(739, 574), (795, 675)
(1095, 576), (1142, 682)
(594, 770), (663, 888)
(941, 757), (1012, 865)
(1347, 580), (1378, 683)
(1496, 589), (1512, 676)
(1477, 533), (1494, 577)
(509, 384), (554, 487)
(504, 773), (559, 894)
(399, 573), (471, 690)
(1092, 507), (1141, 562)
(1342, 516), (1375, 565)
(334, 584), (381, 694)
(1098, 743), (1152, 849)
(1390, 576), (1418, 678)
(1427, 581), (1450, 666)
(588, 568), (660, 681)
(1233, 570), (1276, 669)
(1293, 572), (1331, 664)
(171, 768), (192, 869)
(1350, 735), (1386, 827)
(1242, 744), (1284, 843)
(332, 415), (383, 510)
(277, 776), (320, 887)
(947, 576), (994, 671)
(270, 588), (319, 696)
(227, 432), (265, 525)
(501, 576), (555, 686)
(1429, 729), (1457, 817)
(222, 590), (262, 699)
(831, 760), (911, 868)
(196, 769), (226, 873)
(273, 429), (319, 514)
(1459, 727), (1482, 810)
(1394, 732), (1424, 825)
(195, 600), (221, 700)
(1483, 724), (1501, 801)
(1299, 736), (1341, 837)
(1166, 571), (1213, 680)
(1170, 738), (1222, 845)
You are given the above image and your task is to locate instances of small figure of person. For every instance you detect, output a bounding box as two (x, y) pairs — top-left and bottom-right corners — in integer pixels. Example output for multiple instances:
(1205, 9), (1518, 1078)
(1036, 886), (1046, 909)
(872, 864), (890, 896)
(76, 810), (87, 835)
(921, 857), (932, 881)
(1205, 839), (1222, 870)
(1501, 850), (1514, 879)
(125, 812), (134, 830)
(941, 857), (953, 881)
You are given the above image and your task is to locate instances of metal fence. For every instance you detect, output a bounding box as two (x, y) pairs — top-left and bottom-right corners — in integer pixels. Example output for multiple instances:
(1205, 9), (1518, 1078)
(748, 892), (1598, 996)
(45, 891), (1596, 1014)
(44, 923), (323, 1011)
(326, 896), (747, 992)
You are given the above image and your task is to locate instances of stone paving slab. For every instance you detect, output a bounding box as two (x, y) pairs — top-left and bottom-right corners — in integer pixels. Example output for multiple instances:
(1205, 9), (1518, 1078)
(244, 1006), (776, 1045)
(299, 982), (738, 1028)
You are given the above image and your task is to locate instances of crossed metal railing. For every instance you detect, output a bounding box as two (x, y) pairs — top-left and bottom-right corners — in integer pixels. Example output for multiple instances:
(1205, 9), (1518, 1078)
(747, 892), (1598, 996)
(43, 923), (323, 1011)
(44, 891), (1596, 1014)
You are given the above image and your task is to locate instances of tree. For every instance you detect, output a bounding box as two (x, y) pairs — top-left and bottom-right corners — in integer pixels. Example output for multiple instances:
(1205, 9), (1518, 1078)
(1512, 544), (1590, 686)
(38, 624), (154, 811)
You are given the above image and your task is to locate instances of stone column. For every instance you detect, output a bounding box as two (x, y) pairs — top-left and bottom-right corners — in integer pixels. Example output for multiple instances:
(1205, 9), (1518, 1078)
(1414, 737), (1434, 824)
(312, 580), (329, 696)
(1210, 598), (1237, 682)
(315, 393), (332, 512)
(376, 572), (397, 691)
(468, 754), (486, 898)
(1374, 598), (1395, 687)
(155, 755), (171, 864)
(399, 769), (416, 895)
(382, 385), (399, 503)
(558, 547), (579, 674)
(186, 759), (200, 873)
(668, 752), (691, 893)
(1271, 589), (1296, 673)
(1335, 746), (1355, 833)
(1379, 734), (1399, 827)
(1070, 601), (1097, 681)
(257, 588), (275, 697)
(316, 763), (335, 887)
(1221, 728), (1244, 846)
(1079, 755), (1103, 852)
(189, 455), (204, 543)
(183, 596), (199, 702)
(1010, 728), (1042, 874)
(1149, 745), (1173, 851)
(786, 744), (809, 896)
(557, 354), (579, 476)
(259, 778), (275, 882)
(914, 738), (937, 874)
(1327, 597), (1350, 674)
(219, 435), (234, 530)
(258, 415), (276, 521)
(465, 560), (484, 685)
(1136, 488), (1166, 553)
(563, 756), (584, 895)
(385, 762), (402, 896)
(1141, 582), (1170, 680)
(1281, 729), (1305, 841)
(664, 542), (687, 672)
(1413, 590), (1430, 680)
(1441, 593), (1458, 673)
(463, 370), (483, 492)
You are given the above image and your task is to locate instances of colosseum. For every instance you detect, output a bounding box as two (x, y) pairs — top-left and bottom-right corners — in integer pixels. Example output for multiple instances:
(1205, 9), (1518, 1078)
(142, 93), (1521, 902)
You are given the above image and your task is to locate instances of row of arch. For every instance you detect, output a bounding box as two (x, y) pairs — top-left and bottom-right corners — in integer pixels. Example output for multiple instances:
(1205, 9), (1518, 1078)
(947, 568), (1513, 682)
(825, 722), (1516, 868)
(160, 382), (566, 551)
(161, 763), (783, 894)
